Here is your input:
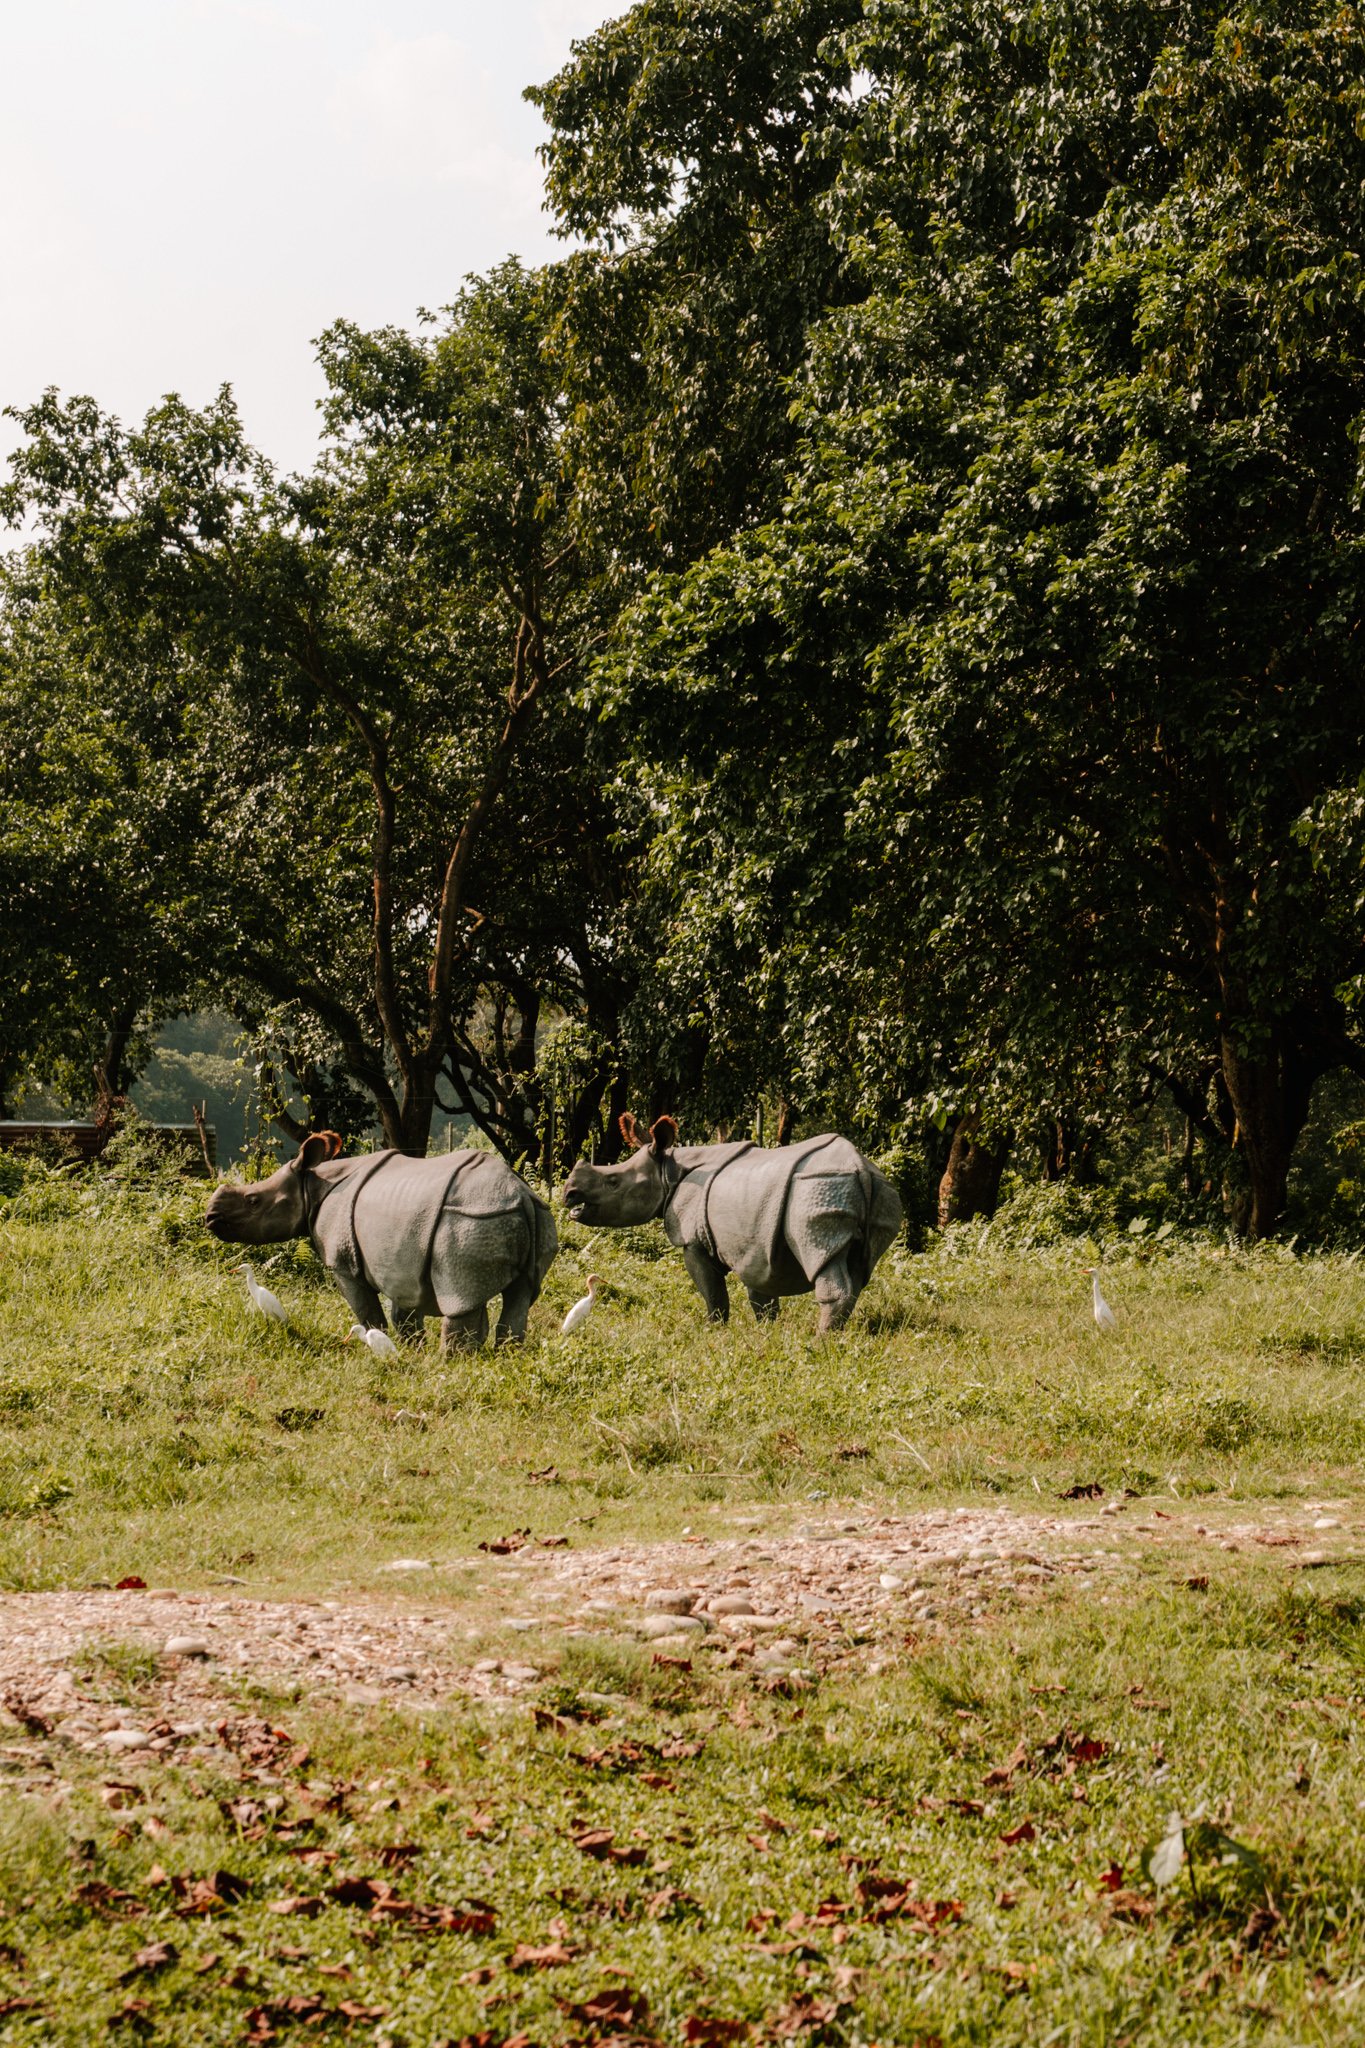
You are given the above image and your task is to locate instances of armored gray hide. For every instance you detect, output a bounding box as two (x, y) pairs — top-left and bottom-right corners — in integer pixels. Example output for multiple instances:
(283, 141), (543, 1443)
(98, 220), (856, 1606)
(562, 1119), (901, 1331)
(206, 1135), (557, 1350)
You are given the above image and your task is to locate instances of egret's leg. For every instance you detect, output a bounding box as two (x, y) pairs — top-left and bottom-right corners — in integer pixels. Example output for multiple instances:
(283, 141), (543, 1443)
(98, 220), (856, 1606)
(441, 1305), (490, 1354)
(494, 1279), (535, 1346)
(683, 1243), (731, 1323)
(746, 1289), (780, 1323)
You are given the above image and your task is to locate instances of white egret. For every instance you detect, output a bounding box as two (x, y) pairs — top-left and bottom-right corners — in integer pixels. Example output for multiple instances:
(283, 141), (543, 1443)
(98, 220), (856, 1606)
(561, 1274), (601, 1336)
(345, 1322), (399, 1359)
(1083, 1267), (1119, 1331)
(232, 1264), (287, 1323)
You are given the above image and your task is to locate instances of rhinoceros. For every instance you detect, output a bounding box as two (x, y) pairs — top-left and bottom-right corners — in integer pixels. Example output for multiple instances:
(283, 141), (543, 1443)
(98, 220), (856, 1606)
(562, 1116), (901, 1331)
(205, 1132), (557, 1350)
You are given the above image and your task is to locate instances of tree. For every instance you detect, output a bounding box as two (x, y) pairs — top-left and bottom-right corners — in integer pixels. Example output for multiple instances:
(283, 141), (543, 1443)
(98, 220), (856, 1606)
(0, 567), (214, 1122)
(544, 0), (1365, 1231)
(4, 261), (630, 1160)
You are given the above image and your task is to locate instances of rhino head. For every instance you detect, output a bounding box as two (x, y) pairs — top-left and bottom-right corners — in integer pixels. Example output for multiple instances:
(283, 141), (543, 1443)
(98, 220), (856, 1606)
(561, 1115), (679, 1226)
(205, 1131), (344, 1245)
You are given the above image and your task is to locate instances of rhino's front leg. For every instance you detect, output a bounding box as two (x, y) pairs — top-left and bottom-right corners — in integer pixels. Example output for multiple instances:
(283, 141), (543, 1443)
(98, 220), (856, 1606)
(331, 1267), (386, 1331)
(813, 1254), (859, 1335)
(441, 1304), (490, 1354)
(494, 1279), (535, 1347)
(684, 1242), (731, 1323)
(392, 1307), (426, 1345)
(746, 1288), (780, 1324)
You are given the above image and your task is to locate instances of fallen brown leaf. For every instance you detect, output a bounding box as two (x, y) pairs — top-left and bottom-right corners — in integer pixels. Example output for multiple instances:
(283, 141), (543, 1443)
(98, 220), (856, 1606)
(116, 1941), (178, 1985)
(1, 1693), (53, 1738)
(558, 1984), (651, 2028)
(683, 2018), (749, 2044)
(100, 1784), (145, 1811)
(265, 1896), (325, 1919)
(509, 1941), (577, 1971)
(984, 1742), (1029, 1788)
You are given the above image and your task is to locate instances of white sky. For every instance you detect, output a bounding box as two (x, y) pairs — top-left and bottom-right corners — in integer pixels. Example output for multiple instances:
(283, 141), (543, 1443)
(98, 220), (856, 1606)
(1, 0), (616, 479)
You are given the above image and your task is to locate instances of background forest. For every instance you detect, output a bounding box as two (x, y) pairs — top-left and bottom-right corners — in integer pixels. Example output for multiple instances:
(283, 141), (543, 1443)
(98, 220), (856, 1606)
(4, 0), (1365, 1243)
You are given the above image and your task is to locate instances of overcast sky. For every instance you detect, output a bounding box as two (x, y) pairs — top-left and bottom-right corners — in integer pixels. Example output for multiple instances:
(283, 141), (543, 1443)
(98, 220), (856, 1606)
(1, 0), (615, 479)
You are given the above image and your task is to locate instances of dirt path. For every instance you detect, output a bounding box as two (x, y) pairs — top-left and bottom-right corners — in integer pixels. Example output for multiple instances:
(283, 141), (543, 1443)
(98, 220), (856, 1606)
(1, 1498), (1351, 1763)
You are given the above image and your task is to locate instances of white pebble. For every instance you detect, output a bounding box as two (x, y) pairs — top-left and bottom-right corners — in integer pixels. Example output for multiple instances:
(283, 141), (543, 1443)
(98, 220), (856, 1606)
(640, 1613), (705, 1639)
(99, 1729), (152, 1752)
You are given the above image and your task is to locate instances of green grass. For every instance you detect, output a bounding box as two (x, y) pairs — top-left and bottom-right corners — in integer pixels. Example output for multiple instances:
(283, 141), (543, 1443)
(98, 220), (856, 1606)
(5, 1563), (1365, 2042)
(4, 1164), (1365, 2040)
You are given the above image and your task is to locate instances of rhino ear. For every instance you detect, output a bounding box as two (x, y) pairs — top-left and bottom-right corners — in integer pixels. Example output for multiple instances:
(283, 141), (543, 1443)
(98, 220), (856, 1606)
(619, 1112), (644, 1150)
(649, 1115), (679, 1158)
(296, 1131), (342, 1172)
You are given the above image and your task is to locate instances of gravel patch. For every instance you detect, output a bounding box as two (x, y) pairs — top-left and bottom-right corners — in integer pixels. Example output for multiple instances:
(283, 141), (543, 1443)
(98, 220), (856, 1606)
(0, 1502), (1345, 1747)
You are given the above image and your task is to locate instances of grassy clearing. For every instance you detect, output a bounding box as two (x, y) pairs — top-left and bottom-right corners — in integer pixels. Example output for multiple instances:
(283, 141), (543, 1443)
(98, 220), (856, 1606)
(4, 1164), (1365, 2040)
(5, 1558), (1365, 2042)
(1, 1168), (1364, 1590)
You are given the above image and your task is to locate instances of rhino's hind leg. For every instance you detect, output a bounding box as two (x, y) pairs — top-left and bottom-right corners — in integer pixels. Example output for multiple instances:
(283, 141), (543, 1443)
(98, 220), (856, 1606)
(813, 1253), (861, 1335)
(441, 1304), (490, 1354)
(393, 1307), (426, 1345)
(494, 1278), (536, 1347)
(684, 1243), (731, 1323)
(746, 1288), (780, 1324)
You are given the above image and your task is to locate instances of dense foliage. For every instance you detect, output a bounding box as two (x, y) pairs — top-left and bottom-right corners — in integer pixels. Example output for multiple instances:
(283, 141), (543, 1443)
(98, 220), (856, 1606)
(4, 0), (1365, 1232)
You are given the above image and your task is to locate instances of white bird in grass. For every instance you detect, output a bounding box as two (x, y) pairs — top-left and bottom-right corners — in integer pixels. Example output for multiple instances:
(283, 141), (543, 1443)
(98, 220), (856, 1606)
(1084, 1267), (1119, 1331)
(232, 1264), (287, 1323)
(561, 1274), (601, 1336)
(346, 1322), (399, 1360)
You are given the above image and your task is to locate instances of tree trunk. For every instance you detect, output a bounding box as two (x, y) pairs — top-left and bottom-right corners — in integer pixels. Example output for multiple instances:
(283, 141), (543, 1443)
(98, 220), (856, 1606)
(394, 1070), (438, 1157)
(1218, 1034), (1318, 1237)
(1043, 1117), (1097, 1183)
(775, 1098), (798, 1145)
(92, 1003), (140, 1152)
(600, 1072), (630, 1163)
(937, 1113), (1009, 1226)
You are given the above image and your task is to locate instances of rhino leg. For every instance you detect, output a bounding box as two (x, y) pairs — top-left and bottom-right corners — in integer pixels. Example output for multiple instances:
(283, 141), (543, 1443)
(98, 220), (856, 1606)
(813, 1253), (861, 1334)
(393, 1307), (426, 1345)
(684, 1242), (731, 1323)
(494, 1278), (536, 1347)
(746, 1288), (780, 1324)
(332, 1269), (386, 1330)
(441, 1304), (490, 1354)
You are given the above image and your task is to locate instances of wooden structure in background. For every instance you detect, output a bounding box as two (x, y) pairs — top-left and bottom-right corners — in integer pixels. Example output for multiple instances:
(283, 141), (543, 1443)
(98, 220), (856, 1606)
(0, 1121), (218, 1172)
